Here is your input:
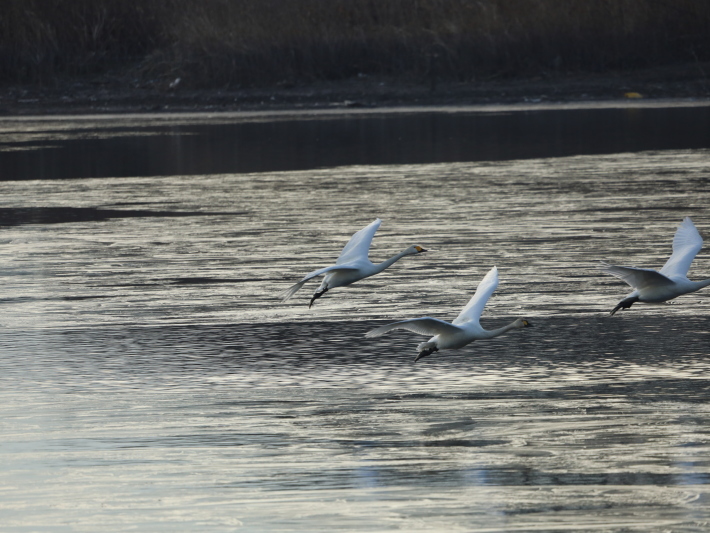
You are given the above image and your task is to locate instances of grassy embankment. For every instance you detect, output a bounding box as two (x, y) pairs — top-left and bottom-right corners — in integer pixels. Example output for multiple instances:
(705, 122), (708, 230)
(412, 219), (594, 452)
(1, 0), (709, 88)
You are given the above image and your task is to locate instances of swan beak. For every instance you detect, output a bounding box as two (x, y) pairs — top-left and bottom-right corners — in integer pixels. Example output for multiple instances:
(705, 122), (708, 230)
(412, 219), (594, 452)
(522, 320), (533, 327)
(415, 246), (428, 253)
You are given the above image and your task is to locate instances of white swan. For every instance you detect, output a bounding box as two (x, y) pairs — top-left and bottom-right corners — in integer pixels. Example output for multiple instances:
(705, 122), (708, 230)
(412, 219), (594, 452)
(279, 218), (427, 307)
(601, 217), (710, 315)
(365, 266), (532, 362)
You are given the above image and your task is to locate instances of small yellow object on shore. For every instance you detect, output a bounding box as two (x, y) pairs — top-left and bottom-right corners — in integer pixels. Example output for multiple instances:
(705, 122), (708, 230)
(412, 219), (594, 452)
(624, 92), (643, 98)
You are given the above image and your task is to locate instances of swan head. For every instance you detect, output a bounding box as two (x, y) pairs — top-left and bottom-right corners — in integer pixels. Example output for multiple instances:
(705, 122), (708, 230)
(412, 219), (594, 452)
(516, 318), (533, 328)
(405, 245), (428, 255)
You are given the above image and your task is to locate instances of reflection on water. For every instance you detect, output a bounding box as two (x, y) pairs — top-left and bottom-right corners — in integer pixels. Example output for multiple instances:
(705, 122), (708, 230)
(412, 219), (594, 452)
(2, 149), (709, 327)
(0, 206), (245, 226)
(2, 109), (710, 531)
(3, 319), (710, 531)
(1, 105), (710, 179)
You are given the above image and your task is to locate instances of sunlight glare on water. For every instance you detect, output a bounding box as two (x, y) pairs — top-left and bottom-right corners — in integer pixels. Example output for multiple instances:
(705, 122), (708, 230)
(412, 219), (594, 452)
(1, 111), (710, 532)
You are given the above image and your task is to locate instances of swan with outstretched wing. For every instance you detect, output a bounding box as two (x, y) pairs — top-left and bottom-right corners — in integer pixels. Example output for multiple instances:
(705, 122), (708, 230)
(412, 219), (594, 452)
(365, 266), (532, 362)
(279, 218), (427, 307)
(600, 217), (710, 315)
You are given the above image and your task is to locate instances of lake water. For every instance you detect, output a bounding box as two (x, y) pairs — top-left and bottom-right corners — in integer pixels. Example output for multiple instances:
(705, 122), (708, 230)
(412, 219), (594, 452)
(2, 103), (710, 532)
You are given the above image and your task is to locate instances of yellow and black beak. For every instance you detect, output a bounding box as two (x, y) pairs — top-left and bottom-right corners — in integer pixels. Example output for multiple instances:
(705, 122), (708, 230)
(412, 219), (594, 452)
(522, 320), (533, 327)
(415, 246), (428, 253)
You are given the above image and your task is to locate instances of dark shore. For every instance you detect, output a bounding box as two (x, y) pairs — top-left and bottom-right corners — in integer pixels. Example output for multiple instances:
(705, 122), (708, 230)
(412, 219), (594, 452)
(2, 64), (709, 116)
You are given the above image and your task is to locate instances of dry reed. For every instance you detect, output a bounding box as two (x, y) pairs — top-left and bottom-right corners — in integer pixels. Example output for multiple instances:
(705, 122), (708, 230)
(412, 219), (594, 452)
(2, 0), (709, 87)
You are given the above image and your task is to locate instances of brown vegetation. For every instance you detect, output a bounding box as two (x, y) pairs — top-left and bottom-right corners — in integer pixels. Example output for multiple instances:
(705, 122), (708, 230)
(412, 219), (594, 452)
(2, 0), (710, 88)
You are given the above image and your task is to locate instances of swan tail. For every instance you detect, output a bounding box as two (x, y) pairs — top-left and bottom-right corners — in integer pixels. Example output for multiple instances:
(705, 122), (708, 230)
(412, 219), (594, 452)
(279, 280), (308, 302)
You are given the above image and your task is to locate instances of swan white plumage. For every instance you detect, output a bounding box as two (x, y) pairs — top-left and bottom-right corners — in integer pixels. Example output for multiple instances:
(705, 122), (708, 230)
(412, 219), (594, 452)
(279, 218), (427, 307)
(365, 266), (532, 362)
(600, 217), (710, 315)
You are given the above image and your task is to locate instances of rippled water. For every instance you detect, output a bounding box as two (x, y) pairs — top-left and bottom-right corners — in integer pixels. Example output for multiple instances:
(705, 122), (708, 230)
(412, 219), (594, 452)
(2, 107), (710, 532)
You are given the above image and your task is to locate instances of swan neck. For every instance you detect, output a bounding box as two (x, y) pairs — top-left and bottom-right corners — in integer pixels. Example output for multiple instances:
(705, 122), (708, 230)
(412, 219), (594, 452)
(693, 278), (710, 290)
(484, 320), (522, 338)
(374, 249), (410, 272)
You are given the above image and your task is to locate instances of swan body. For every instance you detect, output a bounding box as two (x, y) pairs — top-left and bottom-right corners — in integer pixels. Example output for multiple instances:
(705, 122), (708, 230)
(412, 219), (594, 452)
(279, 218), (427, 307)
(601, 217), (710, 315)
(365, 266), (532, 362)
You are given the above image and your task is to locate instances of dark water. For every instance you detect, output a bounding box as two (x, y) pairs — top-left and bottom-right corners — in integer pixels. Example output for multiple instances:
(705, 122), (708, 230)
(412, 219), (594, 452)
(2, 105), (710, 180)
(2, 105), (710, 531)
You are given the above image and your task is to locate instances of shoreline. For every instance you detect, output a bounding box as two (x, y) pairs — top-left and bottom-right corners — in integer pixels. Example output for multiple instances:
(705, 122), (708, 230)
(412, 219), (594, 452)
(1, 66), (709, 119)
(2, 98), (710, 126)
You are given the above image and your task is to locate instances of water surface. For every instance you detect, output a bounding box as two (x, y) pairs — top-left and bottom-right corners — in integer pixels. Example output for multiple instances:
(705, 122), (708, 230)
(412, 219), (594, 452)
(2, 106), (710, 532)
(2, 103), (709, 179)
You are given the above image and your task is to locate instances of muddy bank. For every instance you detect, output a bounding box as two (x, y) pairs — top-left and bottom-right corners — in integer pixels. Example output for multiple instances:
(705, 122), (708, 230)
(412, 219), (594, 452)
(1, 64), (709, 116)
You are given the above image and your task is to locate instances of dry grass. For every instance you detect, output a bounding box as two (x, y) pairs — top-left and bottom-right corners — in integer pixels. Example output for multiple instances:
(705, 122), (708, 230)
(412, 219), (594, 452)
(2, 0), (710, 87)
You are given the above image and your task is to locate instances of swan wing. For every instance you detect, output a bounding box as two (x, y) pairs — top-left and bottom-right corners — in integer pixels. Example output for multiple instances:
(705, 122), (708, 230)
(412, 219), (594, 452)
(336, 218), (382, 265)
(365, 317), (462, 338)
(452, 266), (499, 326)
(660, 217), (703, 277)
(599, 262), (674, 290)
(279, 264), (360, 301)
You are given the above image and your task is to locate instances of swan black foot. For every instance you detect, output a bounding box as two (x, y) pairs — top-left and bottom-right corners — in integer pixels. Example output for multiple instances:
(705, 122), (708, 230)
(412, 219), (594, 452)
(610, 296), (639, 316)
(309, 287), (329, 308)
(415, 346), (438, 363)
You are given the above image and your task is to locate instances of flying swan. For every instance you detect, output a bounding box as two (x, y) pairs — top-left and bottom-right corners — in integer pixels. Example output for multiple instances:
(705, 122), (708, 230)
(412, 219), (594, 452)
(601, 217), (710, 315)
(365, 266), (532, 362)
(279, 218), (427, 307)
